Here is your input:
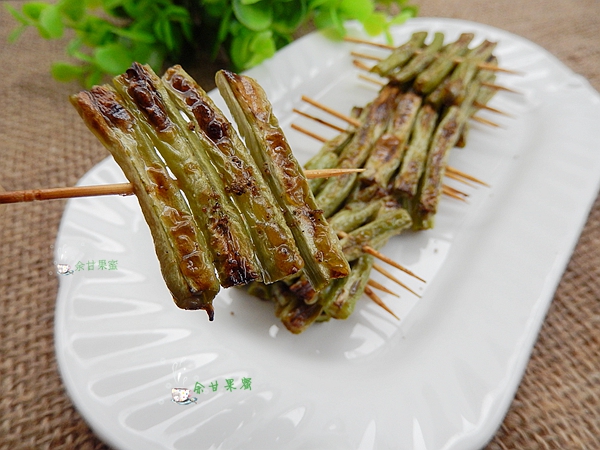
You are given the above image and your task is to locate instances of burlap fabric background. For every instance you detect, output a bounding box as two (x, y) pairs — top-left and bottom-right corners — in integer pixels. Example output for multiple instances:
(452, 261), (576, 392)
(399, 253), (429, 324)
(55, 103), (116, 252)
(1, 0), (598, 448)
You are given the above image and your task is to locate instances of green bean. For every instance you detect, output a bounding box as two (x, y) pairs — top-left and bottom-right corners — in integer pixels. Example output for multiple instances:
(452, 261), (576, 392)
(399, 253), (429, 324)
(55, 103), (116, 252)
(113, 64), (262, 288)
(324, 254), (374, 320)
(416, 79), (481, 229)
(392, 32), (445, 84)
(414, 33), (474, 94)
(443, 40), (497, 105)
(339, 207), (412, 262)
(360, 91), (422, 187)
(428, 40), (497, 107)
(70, 85), (220, 319)
(393, 104), (438, 199)
(216, 70), (350, 291)
(371, 31), (428, 77)
(161, 65), (304, 284)
(315, 82), (401, 217)
(328, 199), (384, 233)
(276, 279), (342, 333)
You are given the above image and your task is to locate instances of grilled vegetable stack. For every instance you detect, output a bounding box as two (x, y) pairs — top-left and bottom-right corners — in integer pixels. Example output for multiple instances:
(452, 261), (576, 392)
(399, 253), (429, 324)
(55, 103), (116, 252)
(246, 31), (504, 332)
(72, 64), (350, 320)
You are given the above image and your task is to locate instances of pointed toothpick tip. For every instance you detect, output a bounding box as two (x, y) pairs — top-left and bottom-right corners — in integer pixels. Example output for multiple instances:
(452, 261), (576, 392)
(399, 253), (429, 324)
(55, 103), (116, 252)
(364, 286), (400, 320)
(363, 246), (426, 283)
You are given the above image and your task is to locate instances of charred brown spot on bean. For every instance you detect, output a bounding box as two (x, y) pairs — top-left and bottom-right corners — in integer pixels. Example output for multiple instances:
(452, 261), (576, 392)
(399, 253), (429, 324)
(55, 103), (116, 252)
(89, 87), (135, 132)
(147, 165), (171, 193)
(124, 65), (173, 133)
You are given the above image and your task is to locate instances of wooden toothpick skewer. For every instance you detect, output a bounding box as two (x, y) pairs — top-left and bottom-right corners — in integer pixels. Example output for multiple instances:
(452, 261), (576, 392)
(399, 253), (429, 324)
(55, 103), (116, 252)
(338, 230), (426, 283)
(301, 95), (361, 127)
(291, 123), (328, 143)
(373, 263), (421, 297)
(344, 36), (395, 49)
(367, 278), (400, 297)
(345, 36), (522, 75)
(473, 101), (514, 117)
(471, 115), (502, 128)
(0, 168), (364, 204)
(350, 51), (387, 61)
(353, 58), (521, 98)
(446, 166), (489, 187)
(291, 115), (488, 190)
(364, 286), (400, 320)
(442, 184), (469, 201)
(292, 108), (346, 133)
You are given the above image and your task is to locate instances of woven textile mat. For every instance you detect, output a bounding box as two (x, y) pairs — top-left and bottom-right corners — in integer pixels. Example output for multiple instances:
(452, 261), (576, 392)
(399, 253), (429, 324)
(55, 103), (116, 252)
(1, 0), (599, 448)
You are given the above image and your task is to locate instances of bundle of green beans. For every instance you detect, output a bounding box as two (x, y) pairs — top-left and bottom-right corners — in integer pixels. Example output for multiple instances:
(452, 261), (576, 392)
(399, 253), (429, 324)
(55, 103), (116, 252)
(247, 31), (503, 333)
(72, 63), (351, 321)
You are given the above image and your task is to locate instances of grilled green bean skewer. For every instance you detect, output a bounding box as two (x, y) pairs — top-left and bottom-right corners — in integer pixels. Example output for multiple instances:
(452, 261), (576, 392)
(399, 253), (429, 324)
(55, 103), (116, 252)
(315, 82), (401, 217)
(414, 33), (474, 94)
(370, 31), (428, 77)
(360, 91), (422, 187)
(113, 64), (262, 287)
(392, 32), (445, 84)
(161, 65), (304, 284)
(70, 85), (220, 318)
(216, 70), (350, 291)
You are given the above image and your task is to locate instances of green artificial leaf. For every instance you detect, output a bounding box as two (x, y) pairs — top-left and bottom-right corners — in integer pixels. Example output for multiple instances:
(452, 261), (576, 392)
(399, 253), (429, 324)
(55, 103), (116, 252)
(313, 6), (345, 39)
(58, 0), (86, 22)
(389, 8), (415, 26)
(246, 29), (276, 66)
(4, 4), (30, 25)
(360, 11), (388, 36)
(232, 0), (273, 31)
(338, 0), (373, 19)
(230, 27), (253, 69)
(112, 27), (156, 44)
(153, 18), (176, 50)
(76, 15), (114, 46)
(272, 0), (307, 34)
(230, 27), (275, 69)
(308, 0), (337, 9)
(38, 4), (64, 39)
(7, 25), (27, 43)
(84, 68), (104, 88)
(51, 61), (84, 82)
(94, 43), (133, 74)
(22, 2), (48, 21)
(86, 0), (104, 8)
(129, 42), (164, 69)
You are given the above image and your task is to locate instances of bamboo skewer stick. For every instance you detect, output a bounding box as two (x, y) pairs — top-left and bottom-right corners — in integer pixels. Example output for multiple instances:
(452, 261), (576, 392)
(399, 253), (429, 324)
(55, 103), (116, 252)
(291, 113), (488, 189)
(345, 36), (522, 75)
(367, 278), (400, 297)
(352, 58), (521, 97)
(474, 101), (514, 117)
(471, 115), (503, 128)
(0, 168), (365, 204)
(442, 185), (469, 201)
(361, 246), (426, 282)
(338, 230), (427, 283)
(364, 285), (400, 320)
(446, 166), (489, 187)
(373, 263), (421, 297)
(291, 123), (328, 142)
(301, 95), (361, 127)
(292, 108), (346, 133)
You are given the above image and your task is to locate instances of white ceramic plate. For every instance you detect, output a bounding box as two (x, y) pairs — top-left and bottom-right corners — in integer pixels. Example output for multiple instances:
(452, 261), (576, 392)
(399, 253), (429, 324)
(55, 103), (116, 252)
(54, 18), (600, 450)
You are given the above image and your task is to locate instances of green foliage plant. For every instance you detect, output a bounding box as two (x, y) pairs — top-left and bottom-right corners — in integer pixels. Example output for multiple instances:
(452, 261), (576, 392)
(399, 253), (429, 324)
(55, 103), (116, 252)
(6, 0), (418, 87)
